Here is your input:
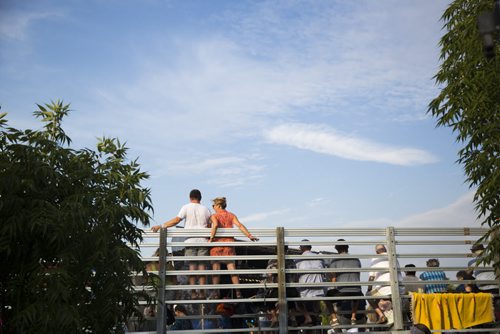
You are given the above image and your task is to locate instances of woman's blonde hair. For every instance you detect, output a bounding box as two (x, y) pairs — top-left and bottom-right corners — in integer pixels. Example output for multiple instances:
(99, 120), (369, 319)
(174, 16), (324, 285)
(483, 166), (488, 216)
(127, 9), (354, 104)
(212, 197), (227, 209)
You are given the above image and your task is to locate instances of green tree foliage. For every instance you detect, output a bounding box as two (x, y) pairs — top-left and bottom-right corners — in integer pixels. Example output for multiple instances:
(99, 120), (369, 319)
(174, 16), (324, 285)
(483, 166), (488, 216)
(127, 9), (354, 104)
(429, 0), (499, 271)
(0, 101), (153, 333)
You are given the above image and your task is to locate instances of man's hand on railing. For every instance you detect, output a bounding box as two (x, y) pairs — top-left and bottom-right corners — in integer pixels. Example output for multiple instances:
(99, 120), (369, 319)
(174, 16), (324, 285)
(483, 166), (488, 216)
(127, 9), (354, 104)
(151, 225), (162, 232)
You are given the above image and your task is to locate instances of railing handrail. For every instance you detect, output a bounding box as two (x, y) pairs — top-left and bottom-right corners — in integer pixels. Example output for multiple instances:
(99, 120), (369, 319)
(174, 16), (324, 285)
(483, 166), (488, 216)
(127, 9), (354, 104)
(128, 226), (498, 334)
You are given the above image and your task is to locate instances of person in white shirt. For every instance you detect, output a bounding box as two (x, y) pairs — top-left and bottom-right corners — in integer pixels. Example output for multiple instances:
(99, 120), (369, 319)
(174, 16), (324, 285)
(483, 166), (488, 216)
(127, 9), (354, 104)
(151, 189), (211, 299)
(295, 240), (325, 326)
(467, 244), (498, 293)
(366, 244), (403, 324)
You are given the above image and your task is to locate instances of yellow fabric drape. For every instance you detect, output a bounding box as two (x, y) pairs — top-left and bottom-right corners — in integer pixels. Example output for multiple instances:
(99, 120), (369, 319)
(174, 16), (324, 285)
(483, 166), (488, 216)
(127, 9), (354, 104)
(411, 292), (494, 330)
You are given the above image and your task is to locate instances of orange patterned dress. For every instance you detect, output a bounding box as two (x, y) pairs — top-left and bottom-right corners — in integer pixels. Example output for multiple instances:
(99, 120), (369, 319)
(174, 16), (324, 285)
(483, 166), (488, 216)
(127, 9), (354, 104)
(210, 210), (236, 257)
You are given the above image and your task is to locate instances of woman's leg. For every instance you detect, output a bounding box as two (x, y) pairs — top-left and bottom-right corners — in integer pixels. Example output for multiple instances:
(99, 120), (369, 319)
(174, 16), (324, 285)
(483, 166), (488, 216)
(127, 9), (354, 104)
(211, 262), (220, 299)
(226, 262), (242, 297)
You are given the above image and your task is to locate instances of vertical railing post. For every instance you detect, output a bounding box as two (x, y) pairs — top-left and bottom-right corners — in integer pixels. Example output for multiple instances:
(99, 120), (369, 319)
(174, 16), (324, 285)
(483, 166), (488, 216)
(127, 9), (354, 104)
(156, 228), (167, 334)
(276, 227), (288, 334)
(386, 226), (403, 330)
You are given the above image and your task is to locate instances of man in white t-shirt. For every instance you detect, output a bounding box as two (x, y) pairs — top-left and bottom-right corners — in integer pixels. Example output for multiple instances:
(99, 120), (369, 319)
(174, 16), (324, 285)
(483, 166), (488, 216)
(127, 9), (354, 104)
(152, 189), (211, 298)
(366, 244), (403, 324)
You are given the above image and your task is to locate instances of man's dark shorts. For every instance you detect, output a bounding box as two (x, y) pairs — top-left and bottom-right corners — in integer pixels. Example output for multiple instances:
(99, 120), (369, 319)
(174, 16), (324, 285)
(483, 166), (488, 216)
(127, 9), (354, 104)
(327, 289), (363, 305)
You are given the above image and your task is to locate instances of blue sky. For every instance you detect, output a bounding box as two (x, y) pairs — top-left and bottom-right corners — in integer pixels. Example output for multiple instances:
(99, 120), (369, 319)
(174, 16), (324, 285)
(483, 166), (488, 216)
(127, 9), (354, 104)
(0, 0), (479, 232)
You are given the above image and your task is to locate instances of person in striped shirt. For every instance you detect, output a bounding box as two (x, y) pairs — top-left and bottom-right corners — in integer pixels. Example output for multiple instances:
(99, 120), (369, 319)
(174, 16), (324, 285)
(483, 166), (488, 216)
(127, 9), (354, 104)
(419, 259), (448, 293)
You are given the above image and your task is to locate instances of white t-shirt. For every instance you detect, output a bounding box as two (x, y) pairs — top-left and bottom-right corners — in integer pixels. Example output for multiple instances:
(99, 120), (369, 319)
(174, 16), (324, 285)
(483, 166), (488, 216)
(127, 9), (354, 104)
(369, 253), (403, 295)
(177, 202), (211, 243)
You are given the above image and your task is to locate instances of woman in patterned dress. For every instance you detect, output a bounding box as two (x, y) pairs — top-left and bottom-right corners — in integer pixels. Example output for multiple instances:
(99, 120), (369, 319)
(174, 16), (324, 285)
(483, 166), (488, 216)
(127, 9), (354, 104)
(208, 197), (258, 298)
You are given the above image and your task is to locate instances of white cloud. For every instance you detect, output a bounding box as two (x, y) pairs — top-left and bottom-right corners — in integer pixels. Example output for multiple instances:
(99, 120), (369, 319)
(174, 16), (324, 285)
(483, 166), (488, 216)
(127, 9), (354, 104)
(341, 192), (478, 229)
(397, 192), (479, 228)
(307, 197), (329, 207)
(264, 123), (438, 166)
(77, 0), (448, 147)
(165, 154), (265, 188)
(240, 209), (290, 224)
(0, 11), (62, 40)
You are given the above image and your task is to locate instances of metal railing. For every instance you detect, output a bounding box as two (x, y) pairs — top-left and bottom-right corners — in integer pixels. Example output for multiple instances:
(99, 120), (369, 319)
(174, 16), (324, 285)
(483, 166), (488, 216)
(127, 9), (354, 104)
(127, 226), (499, 334)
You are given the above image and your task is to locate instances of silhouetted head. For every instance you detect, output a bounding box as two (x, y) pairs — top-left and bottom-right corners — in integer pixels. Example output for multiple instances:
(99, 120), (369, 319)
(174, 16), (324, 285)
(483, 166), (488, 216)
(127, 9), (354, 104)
(375, 244), (386, 254)
(426, 258), (440, 267)
(405, 264), (416, 276)
(300, 239), (312, 252)
(189, 189), (202, 201)
(335, 239), (349, 253)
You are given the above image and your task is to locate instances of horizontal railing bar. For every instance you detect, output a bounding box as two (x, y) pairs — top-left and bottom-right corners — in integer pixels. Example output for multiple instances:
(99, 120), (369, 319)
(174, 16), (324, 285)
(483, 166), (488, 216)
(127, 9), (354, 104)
(132, 267), (494, 277)
(166, 255), (277, 261)
(395, 240), (480, 245)
(287, 281), (394, 287)
(400, 280), (499, 285)
(133, 279), (499, 290)
(166, 313), (267, 320)
(142, 227), (488, 237)
(166, 241), (276, 247)
(396, 253), (480, 258)
(393, 228), (487, 236)
(164, 297), (279, 304)
(285, 240), (385, 246)
(399, 266), (494, 271)
(162, 269), (276, 275)
(163, 228), (277, 237)
(286, 254), (387, 259)
(285, 229), (387, 236)
(153, 240), (437, 247)
(162, 283), (279, 290)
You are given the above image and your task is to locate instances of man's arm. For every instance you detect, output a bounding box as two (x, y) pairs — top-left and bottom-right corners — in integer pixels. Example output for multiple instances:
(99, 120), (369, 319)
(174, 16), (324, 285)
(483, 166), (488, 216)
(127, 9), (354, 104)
(151, 216), (182, 232)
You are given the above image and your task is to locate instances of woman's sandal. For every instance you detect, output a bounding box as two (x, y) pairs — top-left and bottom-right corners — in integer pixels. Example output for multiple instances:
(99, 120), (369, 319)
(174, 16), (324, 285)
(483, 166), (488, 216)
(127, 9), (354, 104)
(376, 315), (388, 324)
(351, 319), (357, 325)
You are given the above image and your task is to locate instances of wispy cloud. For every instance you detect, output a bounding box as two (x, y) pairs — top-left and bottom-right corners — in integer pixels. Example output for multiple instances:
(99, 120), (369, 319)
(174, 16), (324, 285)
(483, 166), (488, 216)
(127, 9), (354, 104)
(240, 209), (290, 224)
(165, 154), (265, 188)
(264, 123), (438, 166)
(0, 11), (62, 40)
(307, 197), (329, 207)
(397, 192), (479, 228)
(74, 0), (447, 148)
(341, 192), (478, 229)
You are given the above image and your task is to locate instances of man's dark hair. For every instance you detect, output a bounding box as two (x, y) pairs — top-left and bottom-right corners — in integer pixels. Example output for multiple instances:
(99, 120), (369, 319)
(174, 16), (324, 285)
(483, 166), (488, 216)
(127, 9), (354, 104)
(189, 189), (202, 201)
(405, 264), (416, 276)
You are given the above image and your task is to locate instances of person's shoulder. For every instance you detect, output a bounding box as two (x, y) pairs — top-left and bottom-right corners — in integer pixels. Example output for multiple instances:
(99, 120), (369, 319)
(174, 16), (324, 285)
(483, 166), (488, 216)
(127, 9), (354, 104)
(225, 210), (236, 217)
(181, 202), (195, 210)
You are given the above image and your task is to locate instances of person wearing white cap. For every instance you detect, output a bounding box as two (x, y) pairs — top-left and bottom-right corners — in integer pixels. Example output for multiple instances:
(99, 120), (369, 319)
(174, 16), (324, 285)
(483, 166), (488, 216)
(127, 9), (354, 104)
(467, 244), (497, 293)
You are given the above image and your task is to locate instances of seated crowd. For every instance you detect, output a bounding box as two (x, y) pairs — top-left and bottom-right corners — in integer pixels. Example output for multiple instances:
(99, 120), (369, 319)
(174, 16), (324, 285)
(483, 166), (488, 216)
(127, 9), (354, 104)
(129, 240), (498, 332)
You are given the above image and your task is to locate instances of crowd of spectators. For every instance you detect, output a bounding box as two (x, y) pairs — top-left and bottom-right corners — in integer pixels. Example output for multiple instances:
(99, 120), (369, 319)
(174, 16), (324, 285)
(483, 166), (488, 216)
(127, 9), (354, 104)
(143, 190), (497, 331)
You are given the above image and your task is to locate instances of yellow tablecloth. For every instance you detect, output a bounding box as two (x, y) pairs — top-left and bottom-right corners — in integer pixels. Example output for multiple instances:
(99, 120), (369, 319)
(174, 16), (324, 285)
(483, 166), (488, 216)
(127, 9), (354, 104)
(411, 292), (494, 330)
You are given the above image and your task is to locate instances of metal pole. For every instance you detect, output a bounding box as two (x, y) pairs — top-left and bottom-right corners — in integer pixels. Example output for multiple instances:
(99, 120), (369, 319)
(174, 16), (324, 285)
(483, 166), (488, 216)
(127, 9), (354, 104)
(276, 227), (288, 334)
(386, 226), (403, 330)
(156, 228), (167, 334)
